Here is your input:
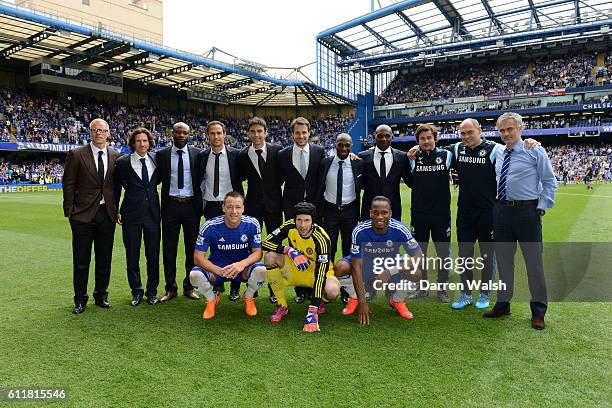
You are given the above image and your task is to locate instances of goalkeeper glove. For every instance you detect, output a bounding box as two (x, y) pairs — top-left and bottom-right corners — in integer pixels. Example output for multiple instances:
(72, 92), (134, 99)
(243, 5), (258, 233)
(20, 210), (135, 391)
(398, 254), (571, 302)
(303, 305), (320, 333)
(283, 246), (310, 271)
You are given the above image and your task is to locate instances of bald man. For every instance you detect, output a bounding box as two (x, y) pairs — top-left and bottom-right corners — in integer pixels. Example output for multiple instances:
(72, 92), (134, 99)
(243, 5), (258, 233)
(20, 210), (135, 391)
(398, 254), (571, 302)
(155, 122), (203, 303)
(316, 133), (364, 260)
(358, 125), (409, 221)
(63, 118), (119, 314)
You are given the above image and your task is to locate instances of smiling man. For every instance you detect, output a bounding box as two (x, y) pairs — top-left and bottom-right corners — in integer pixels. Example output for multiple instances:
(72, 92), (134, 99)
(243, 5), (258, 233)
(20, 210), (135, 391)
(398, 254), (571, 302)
(262, 202), (340, 332)
(316, 133), (364, 262)
(484, 112), (557, 330)
(358, 124), (410, 222)
(189, 191), (266, 319)
(406, 124), (452, 303)
(114, 127), (161, 306)
(63, 118), (119, 314)
(340, 196), (423, 324)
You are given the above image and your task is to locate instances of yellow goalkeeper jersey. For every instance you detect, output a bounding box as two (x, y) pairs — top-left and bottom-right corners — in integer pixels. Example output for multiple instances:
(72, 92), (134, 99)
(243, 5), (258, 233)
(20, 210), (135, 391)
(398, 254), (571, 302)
(262, 219), (332, 301)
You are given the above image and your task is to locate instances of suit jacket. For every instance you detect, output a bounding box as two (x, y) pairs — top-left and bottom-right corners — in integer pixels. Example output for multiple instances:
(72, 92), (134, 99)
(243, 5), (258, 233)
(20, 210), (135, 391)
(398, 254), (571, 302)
(316, 155), (364, 212)
(62, 144), (119, 223)
(200, 145), (244, 200)
(155, 144), (203, 216)
(278, 143), (325, 216)
(113, 153), (161, 224)
(236, 142), (282, 215)
(358, 147), (409, 220)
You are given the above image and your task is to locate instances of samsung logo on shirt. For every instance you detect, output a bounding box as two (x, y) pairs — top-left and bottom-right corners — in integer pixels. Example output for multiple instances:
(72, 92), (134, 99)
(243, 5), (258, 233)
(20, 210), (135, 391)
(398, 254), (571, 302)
(458, 156), (486, 164)
(415, 165), (446, 172)
(218, 243), (249, 250)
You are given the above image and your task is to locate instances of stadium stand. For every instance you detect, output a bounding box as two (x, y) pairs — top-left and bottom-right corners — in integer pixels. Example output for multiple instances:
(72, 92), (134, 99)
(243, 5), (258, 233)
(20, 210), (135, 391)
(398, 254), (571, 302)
(0, 86), (351, 150)
(378, 53), (602, 105)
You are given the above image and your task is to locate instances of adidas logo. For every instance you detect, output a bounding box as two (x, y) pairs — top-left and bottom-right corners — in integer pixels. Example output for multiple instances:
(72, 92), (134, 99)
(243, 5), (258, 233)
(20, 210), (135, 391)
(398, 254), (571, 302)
(365, 242), (373, 247)
(219, 237), (225, 242)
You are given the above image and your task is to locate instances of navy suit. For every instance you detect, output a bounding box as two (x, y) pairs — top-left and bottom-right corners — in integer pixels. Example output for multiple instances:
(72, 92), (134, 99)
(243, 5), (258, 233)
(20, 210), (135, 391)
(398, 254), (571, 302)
(114, 153), (161, 298)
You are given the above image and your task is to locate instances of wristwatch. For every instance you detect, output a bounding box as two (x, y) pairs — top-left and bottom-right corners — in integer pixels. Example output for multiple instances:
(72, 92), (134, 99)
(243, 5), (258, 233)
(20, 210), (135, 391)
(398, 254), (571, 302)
(537, 209), (546, 217)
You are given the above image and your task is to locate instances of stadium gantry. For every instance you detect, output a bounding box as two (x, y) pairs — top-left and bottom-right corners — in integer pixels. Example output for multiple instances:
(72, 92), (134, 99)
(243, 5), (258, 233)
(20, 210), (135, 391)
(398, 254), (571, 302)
(316, 0), (612, 149)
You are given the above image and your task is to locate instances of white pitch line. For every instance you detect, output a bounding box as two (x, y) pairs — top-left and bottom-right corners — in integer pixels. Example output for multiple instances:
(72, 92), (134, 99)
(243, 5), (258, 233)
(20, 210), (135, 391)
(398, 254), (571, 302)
(557, 192), (612, 198)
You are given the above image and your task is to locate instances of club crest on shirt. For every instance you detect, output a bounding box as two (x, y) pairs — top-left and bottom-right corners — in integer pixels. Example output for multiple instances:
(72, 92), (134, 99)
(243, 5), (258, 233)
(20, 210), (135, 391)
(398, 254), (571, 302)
(435, 156), (443, 164)
(478, 149), (487, 157)
(386, 240), (393, 247)
(240, 234), (248, 243)
(306, 247), (314, 255)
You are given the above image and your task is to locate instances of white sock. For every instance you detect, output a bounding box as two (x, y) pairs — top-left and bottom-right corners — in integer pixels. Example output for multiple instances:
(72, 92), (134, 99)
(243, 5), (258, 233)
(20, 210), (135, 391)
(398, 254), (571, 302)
(392, 289), (408, 303)
(189, 269), (216, 301)
(337, 275), (357, 299)
(244, 266), (266, 298)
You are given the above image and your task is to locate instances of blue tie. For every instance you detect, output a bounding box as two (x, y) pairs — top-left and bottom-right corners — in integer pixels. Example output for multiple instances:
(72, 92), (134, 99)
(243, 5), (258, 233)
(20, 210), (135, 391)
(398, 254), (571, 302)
(497, 149), (513, 201)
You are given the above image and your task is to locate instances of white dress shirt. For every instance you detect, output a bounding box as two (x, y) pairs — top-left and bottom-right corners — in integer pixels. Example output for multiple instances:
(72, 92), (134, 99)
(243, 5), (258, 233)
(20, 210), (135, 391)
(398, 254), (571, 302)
(204, 146), (233, 202)
(90, 142), (108, 204)
(324, 155), (356, 205)
(292, 143), (310, 178)
(170, 144), (194, 198)
(130, 152), (155, 182)
(373, 146), (392, 178)
(248, 143), (267, 177)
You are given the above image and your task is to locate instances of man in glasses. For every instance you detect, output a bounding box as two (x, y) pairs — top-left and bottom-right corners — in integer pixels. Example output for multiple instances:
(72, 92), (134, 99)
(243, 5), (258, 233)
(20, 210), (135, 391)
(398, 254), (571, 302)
(63, 118), (120, 314)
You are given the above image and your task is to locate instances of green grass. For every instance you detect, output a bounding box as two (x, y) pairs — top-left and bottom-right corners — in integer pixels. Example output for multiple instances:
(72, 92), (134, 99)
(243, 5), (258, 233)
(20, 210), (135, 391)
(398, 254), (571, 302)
(1, 184), (611, 407)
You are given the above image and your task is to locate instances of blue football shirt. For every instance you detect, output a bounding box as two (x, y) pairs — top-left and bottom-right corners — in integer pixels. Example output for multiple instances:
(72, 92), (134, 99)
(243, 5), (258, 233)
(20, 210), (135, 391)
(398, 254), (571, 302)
(195, 215), (262, 267)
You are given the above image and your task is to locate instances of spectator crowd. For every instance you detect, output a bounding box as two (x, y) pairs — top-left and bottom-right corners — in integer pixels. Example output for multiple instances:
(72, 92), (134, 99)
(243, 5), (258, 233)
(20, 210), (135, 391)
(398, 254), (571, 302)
(0, 86), (351, 151)
(379, 52), (606, 105)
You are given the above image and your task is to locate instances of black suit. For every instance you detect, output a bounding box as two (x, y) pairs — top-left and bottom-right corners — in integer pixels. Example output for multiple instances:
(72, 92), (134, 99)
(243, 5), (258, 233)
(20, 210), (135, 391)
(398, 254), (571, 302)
(114, 153), (161, 298)
(359, 147), (409, 221)
(278, 143), (325, 219)
(316, 155), (363, 259)
(237, 142), (283, 231)
(200, 145), (244, 219)
(155, 144), (202, 293)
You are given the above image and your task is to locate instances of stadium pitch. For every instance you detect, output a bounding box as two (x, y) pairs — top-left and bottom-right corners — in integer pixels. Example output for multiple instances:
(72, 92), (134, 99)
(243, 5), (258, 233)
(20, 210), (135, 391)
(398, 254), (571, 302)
(1, 184), (610, 407)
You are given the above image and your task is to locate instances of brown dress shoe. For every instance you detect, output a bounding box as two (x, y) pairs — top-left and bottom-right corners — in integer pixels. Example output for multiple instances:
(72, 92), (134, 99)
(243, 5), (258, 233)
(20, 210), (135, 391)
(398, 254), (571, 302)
(160, 291), (177, 302)
(483, 307), (511, 318)
(531, 315), (545, 330)
(184, 289), (200, 300)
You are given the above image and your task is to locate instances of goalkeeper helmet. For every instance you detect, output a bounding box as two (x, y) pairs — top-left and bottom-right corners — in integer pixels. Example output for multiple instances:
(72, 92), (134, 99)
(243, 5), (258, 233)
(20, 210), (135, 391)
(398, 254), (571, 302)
(294, 201), (316, 220)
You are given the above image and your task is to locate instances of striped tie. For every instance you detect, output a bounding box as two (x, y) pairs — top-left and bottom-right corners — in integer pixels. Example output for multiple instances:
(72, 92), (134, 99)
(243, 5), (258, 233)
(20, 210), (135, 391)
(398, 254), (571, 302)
(497, 148), (513, 201)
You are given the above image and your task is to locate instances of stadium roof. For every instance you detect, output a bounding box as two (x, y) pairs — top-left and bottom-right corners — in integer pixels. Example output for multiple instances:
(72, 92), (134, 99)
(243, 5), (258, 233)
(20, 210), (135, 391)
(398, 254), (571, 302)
(0, 2), (354, 106)
(317, 0), (612, 72)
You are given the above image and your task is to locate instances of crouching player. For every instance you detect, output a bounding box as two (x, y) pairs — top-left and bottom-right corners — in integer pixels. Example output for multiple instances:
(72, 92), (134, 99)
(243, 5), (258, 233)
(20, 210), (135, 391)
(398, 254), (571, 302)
(263, 202), (340, 332)
(189, 192), (266, 319)
(336, 196), (423, 324)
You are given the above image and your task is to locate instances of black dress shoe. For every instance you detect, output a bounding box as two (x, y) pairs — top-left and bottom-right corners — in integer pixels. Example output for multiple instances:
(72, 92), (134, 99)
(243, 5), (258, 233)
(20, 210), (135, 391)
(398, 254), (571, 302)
(483, 307), (510, 318)
(147, 296), (160, 305)
(95, 299), (112, 308)
(72, 304), (86, 314)
(184, 289), (200, 300)
(131, 294), (143, 307)
(229, 288), (240, 301)
(531, 315), (545, 330)
(160, 291), (177, 302)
